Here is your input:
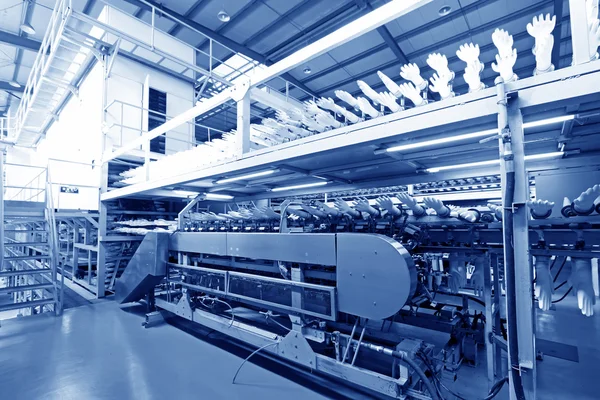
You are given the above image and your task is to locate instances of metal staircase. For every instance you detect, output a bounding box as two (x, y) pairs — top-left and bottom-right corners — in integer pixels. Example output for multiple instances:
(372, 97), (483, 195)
(9, 0), (100, 147)
(0, 174), (62, 319)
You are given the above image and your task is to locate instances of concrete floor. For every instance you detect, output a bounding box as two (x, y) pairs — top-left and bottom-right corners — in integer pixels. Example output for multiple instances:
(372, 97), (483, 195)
(0, 302), (337, 400)
(0, 293), (598, 400)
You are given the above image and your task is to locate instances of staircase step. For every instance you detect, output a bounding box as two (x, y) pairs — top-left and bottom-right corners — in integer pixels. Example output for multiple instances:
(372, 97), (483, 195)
(4, 242), (49, 247)
(5, 255), (51, 261)
(0, 283), (54, 294)
(0, 269), (52, 277)
(0, 298), (55, 313)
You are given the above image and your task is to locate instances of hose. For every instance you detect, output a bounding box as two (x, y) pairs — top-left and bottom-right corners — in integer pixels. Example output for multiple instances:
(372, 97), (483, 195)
(390, 350), (440, 400)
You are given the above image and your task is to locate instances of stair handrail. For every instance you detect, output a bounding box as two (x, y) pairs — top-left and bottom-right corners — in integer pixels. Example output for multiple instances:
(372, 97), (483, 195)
(45, 169), (63, 315)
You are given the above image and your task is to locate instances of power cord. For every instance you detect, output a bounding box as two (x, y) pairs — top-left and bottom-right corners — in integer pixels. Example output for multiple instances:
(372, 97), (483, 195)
(417, 350), (508, 400)
(231, 341), (281, 384)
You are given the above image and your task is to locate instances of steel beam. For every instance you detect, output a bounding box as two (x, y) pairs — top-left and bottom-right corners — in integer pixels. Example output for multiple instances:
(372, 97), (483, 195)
(0, 81), (25, 93)
(167, 0), (208, 36)
(376, 25), (408, 64)
(0, 29), (40, 52)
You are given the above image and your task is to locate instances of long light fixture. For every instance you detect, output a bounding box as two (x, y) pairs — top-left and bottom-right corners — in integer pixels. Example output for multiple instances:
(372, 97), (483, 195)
(173, 190), (199, 197)
(425, 151), (564, 173)
(8, 81), (20, 88)
(216, 169), (278, 184)
(522, 114), (574, 129)
(386, 115), (574, 153)
(271, 181), (328, 192)
(205, 193), (234, 200)
(386, 129), (497, 153)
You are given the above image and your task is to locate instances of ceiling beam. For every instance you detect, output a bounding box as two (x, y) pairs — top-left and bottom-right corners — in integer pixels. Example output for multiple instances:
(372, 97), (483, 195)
(120, 0), (319, 98)
(168, 0), (208, 36)
(364, 1), (409, 64)
(0, 30), (40, 52)
(376, 25), (409, 64)
(0, 81), (25, 93)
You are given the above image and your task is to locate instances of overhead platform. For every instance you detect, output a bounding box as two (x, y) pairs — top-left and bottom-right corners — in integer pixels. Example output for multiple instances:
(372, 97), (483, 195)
(102, 61), (600, 201)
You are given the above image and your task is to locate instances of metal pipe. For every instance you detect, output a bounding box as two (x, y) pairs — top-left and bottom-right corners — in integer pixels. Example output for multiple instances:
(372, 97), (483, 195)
(496, 79), (526, 400)
(341, 318), (358, 363)
(351, 320), (368, 366)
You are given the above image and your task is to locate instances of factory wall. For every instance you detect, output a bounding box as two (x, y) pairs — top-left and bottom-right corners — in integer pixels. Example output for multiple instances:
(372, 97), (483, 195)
(101, 5), (195, 156)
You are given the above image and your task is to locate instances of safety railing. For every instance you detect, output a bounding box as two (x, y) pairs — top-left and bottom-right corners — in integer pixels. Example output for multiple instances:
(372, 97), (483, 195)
(104, 100), (229, 149)
(4, 163), (47, 202)
(46, 169), (63, 315)
(10, 0), (72, 142)
(0, 116), (13, 139)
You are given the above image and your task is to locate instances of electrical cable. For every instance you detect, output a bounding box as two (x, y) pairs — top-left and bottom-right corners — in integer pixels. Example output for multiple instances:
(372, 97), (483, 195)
(231, 341), (281, 384)
(199, 296), (235, 327)
(552, 286), (573, 303)
(554, 280), (568, 291)
(418, 351), (508, 400)
(552, 257), (568, 283)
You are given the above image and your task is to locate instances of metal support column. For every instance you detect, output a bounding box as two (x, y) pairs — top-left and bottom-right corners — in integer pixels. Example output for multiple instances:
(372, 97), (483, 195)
(96, 55), (110, 298)
(569, 0), (592, 65)
(491, 253), (504, 379)
(497, 79), (536, 399)
(235, 83), (251, 157)
(507, 97), (535, 398)
(483, 252), (495, 389)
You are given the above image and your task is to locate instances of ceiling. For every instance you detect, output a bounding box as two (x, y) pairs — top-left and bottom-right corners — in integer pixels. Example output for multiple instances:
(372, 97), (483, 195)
(0, 0), (575, 128)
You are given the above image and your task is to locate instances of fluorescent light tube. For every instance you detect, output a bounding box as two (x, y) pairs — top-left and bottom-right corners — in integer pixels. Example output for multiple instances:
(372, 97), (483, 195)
(216, 169), (277, 184)
(523, 151), (564, 161)
(271, 181), (328, 192)
(522, 115), (574, 129)
(386, 115), (573, 153)
(386, 129), (497, 153)
(173, 190), (199, 197)
(426, 159), (500, 173)
(205, 193), (234, 200)
(426, 151), (564, 173)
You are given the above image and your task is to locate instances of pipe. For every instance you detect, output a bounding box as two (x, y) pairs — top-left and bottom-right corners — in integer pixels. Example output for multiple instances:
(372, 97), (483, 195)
(496, 79), (526, 400)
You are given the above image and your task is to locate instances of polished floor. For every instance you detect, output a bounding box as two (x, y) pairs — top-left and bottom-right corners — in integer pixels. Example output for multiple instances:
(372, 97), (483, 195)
(0, 293), (598, 400)
(0, 302), (337, 400)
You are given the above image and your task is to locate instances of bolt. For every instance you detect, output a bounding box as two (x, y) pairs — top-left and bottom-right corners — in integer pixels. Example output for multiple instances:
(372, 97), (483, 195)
(295, 355), (298, 359)
(362, 274), (365, 278)
(295, 345), (298, 349)
(373, 301), (377, 306)
(349, 272), (352, 276)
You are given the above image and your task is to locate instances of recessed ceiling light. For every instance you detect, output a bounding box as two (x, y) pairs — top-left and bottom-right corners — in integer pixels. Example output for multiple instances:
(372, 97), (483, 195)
(438, 5), (452, 16)
(217, 9), (231, 22)
(303, 66), (312, 74)
(9, 80), (20, 88)
(20, 22), (36, 35)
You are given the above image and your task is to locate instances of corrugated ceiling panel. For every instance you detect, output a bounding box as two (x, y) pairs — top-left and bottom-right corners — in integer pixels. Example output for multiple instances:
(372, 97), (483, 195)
(224, 4), (280, 45)
(327, 30), (385, 62)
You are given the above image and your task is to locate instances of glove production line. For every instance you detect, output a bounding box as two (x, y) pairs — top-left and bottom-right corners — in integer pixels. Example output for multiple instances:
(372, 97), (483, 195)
(101, 1), (600, 400)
